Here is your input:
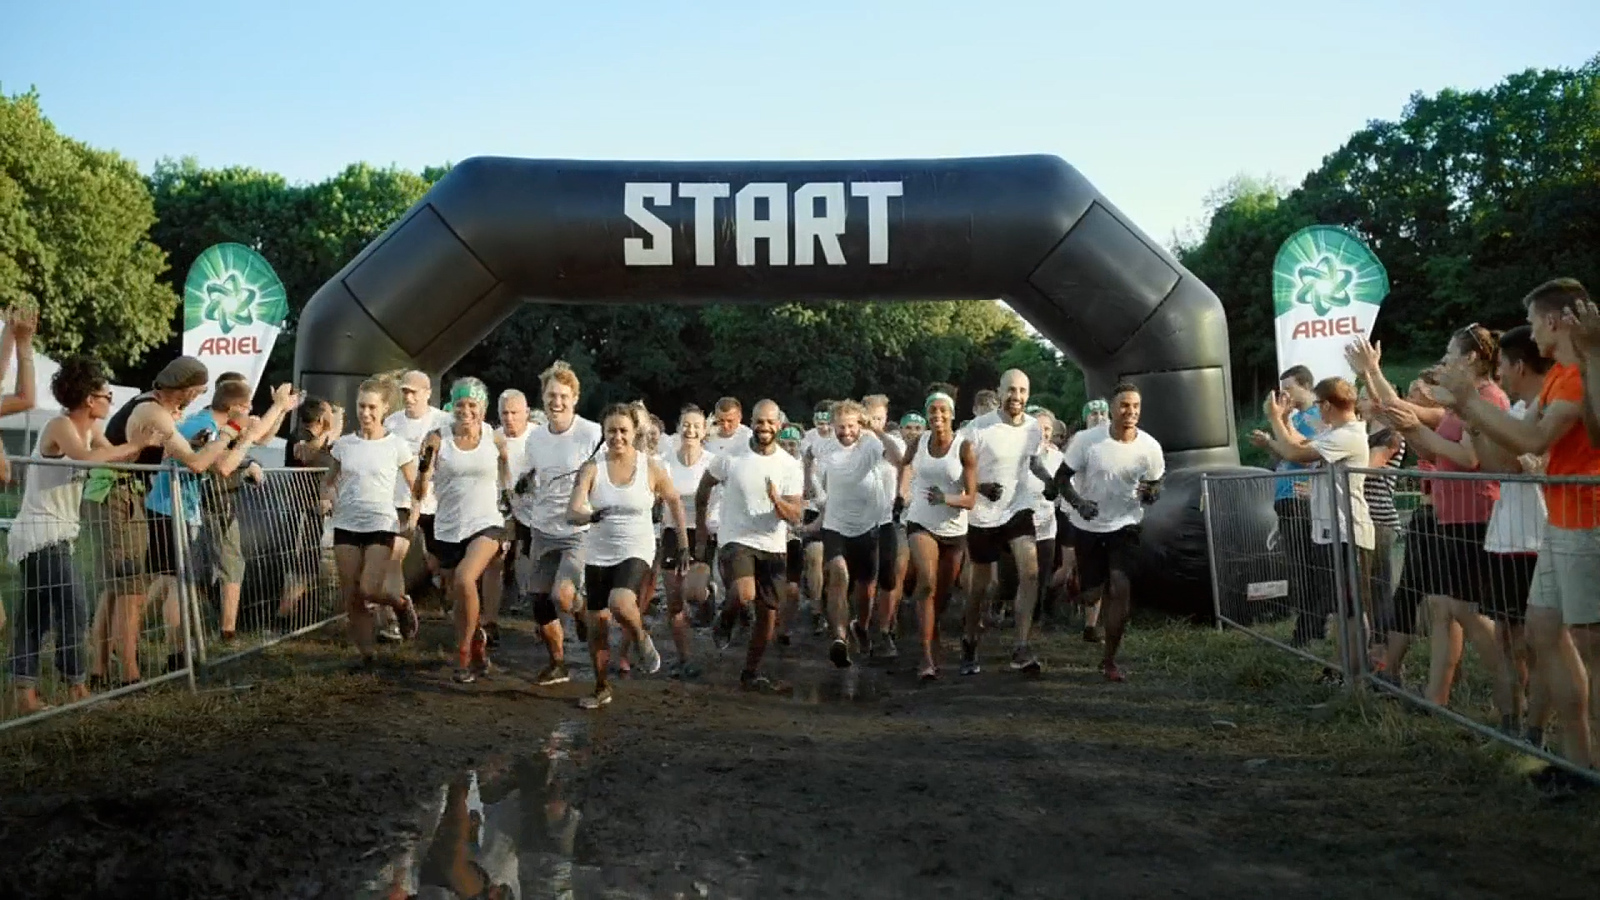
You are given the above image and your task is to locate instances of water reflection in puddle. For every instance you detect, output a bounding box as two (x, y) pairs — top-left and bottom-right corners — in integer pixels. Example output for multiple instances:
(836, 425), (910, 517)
(790, 666), (886, 706)
(359, 720), (584, 900)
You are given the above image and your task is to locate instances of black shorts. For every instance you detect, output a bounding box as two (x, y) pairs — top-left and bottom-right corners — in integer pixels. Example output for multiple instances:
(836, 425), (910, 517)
(719, 542), (788, 609)
(1074, 524), (1141, 591)
(1397, 518), (1494, 609)
(333, 528), (396, 549)
(396, 508), (437, 547)
(584, 558), (652, 611)
(802, 509), (823, 544)
(906, 521), (967, 550)
(433, 526), (504, 571)
(145, 512), (179, 577)
(875, 522), (904, 591)
(658, 528), (708, 570)
(1482, 552), (1537, 624)
(968, 510), (1034, 565)
(1308, 541), (1375, 621)
(822, 528), (879, 585)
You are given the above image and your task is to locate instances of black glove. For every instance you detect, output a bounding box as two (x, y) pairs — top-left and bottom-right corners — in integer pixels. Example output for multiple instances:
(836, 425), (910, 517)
(976, 482), (1003, 502)
(1137, 479), (1162, 506)
(1071, 496), (1099, 521)
(514, 471), (536, 494)
(498, 490), (514, 517)
(1040, 480), (1060, 502)
(589, 506), (609, 523)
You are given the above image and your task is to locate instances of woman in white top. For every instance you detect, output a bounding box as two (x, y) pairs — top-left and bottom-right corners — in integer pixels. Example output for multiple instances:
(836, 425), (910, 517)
(414, 378), (513, 684)
(1028, 410), (1067, 627)
(10, 356), (156, 712)
(898, 389), (977, 680)
(567, 403), (688, 709)
(321, 376), (421, 667)
(657, 404), (716, 677)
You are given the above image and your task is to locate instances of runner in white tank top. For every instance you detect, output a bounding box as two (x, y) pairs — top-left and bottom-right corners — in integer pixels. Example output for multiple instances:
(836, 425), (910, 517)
(659, 405), (716, 676)
(898, 389), (978, 681)
(479, 388), (533, 649)
(413, 378), (511, 684)
(567, 403), (689, 709)
(324, 378), (421, 666)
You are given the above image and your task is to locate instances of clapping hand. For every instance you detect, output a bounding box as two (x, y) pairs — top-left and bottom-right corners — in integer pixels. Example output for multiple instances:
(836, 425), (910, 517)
(1249, 429), (1272, 449)
(1434, 363), (1475, 409)
(1263, 390), (1290, 421)
(1345, 336), (1381, 373)
(1563, 298), (1600, 357)
(1383, 401), (1421, 431)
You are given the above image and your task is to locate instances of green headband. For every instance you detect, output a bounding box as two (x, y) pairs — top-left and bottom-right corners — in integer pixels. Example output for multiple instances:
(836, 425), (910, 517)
(925, 391), (954, 413)
(451, 381), (488, 408)
(813, 411), (831, 424)
(778, 425), (803, 442)
(1025, 404), (1045, 415)
(1082, 399), (1108, 420)
(900, 412), (926, 427)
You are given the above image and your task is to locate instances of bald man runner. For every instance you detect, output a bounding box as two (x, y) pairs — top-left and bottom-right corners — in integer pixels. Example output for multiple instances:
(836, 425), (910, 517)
(962, 370), (1046, 675)
(695, 400), (805, 691)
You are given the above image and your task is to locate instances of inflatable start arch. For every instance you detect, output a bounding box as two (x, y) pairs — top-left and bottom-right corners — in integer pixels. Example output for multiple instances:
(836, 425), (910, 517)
(293, 155), (1239, 470)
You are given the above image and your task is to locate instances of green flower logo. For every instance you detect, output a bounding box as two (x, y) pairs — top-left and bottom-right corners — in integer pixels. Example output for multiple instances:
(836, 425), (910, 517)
(183, 243), (290, 334)
(202, 272), (259, 334)
(1292, 255), (1355, 317)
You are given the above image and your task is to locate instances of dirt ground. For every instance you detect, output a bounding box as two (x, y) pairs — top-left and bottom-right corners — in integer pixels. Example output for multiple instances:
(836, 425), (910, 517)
(0, 604), (1597, 899)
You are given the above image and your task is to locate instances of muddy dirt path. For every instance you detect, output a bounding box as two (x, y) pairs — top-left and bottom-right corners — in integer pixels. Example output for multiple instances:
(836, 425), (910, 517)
(1, 612), (1596, 899)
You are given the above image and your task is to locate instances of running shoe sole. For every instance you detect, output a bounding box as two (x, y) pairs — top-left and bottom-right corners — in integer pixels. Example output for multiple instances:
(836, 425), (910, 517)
(829, 640), (852, 669)
(535, 669), (571, 686)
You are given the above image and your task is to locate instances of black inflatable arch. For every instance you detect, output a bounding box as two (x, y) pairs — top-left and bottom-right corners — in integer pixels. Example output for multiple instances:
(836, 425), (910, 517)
(293, 155), (1238, 470)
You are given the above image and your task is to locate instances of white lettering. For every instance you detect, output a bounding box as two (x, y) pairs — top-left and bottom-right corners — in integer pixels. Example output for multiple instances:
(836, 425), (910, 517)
(850, 181), (904, 265)
(735, 182), (789, 266)
(792, 182), (847, 266)
(621, 179), (903, 267)
(677, 182), (730, 266)
(622, 183), (673, 266)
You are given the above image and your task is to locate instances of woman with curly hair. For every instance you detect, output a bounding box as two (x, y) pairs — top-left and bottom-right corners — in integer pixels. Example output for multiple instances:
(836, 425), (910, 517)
(11, 356), (158, 711)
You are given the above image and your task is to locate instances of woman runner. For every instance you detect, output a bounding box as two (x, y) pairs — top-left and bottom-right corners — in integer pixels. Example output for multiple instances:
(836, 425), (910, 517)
(414, 378), (513, 684)
(1029, 410), (1066, 625)
(321, 377), (422, 667)
(567, 403), (687, 709)
(659, 405), (716, 677)
(899, 390), (977, 680)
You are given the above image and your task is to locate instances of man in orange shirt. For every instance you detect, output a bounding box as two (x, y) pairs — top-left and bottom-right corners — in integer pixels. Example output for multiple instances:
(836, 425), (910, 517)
(1441, 277), (1600, 782)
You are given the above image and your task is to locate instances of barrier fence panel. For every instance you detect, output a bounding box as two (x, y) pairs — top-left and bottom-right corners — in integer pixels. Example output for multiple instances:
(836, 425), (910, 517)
(1202, 468), (1347, 676)
(0, 457), (196, 730)
(1207, 459), (1600, 786)
(177, 465), (343, 668)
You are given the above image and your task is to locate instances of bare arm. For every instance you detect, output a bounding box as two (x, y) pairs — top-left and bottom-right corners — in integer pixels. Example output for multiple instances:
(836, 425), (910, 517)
(1582, 353), (1600, 446)
(652, 461), (690, 555)
(215, 416), (261, 478)
(319, 455), (341, 511)
(1458, 396), (1580, 457)
(132, 404), (232, 473)
(41, 419), (151, 463)
(942, 440), (979, 511)
(897, 438), (918, 503)
(693, 469), (719, 544)
(0, 313), (37, 417)
(1264, 410), (1322, 465)
(770, 486), (806, 525)
(566, 461), (599, 526)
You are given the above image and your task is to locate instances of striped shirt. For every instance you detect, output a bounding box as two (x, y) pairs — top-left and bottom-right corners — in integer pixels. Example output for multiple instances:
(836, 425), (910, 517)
(1364, 428), (1405, 528)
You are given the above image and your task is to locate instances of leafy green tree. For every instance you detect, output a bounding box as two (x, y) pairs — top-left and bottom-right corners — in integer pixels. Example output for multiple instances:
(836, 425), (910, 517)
(0, 88), (177, 365)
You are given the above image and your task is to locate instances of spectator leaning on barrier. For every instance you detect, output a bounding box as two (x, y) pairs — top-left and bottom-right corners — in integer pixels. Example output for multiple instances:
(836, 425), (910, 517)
(8, 356), (159, 712)
(1434, 278), (1600, 781)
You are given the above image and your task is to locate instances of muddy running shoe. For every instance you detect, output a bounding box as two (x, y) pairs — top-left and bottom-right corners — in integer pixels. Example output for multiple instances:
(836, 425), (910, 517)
(919, 662), (939, 682)
(776, 633), (791, 647)
(873, 632), (899, 662)
(482, 621), (501, 649)
(1009, 644), (1042, 675)
(811, 612), (829, 637)
(453, 666), (477, 684)
(638, 634), (663, 675)
(829, 639), (852, 669)
(1100, 660), (1126, 683)
(1315, 667), (1344, 686)
(578, 684), (613, 710)
(535, 661), (571, 686)
(469, 628), (491, 676)
(398, 599), (420, 641)
(712, 613), (736, 651)
(850, 621), (870, 654)
(669, 661), (704, 680)
(1082, 625), (1100, 644)
(378, 621), (403, 644)
(740, 670), (778, 693)
(959, 639), (981, 677)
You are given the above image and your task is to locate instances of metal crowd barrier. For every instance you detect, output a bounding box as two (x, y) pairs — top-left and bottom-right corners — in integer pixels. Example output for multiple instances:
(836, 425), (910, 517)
(0, 456), (340, 731)
(1203, 463), (1600, 785)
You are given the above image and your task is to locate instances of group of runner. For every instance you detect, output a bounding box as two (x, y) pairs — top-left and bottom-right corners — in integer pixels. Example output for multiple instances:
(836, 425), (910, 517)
(312, 360), (1168, 709)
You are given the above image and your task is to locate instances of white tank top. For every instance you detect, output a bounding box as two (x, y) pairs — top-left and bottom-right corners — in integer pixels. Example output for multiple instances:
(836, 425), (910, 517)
(663, 445), (715, 533)
(906, 431), (969, 538)
(587, 450), (656, 567)
(7, 433), (86, 563)
(431, 427), (503, 544)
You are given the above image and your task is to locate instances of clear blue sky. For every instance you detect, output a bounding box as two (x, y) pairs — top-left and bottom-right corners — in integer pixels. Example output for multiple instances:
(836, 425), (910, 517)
(3, 0), (1595, 244)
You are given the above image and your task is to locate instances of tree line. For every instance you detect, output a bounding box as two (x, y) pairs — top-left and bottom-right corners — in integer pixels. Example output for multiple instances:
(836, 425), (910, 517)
(4, 53), (1596, 430)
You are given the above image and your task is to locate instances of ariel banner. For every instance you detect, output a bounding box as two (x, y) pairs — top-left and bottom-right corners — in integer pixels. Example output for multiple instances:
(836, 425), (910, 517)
(1271, 225), (1390, 382)
(182, 243), (289, 409)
